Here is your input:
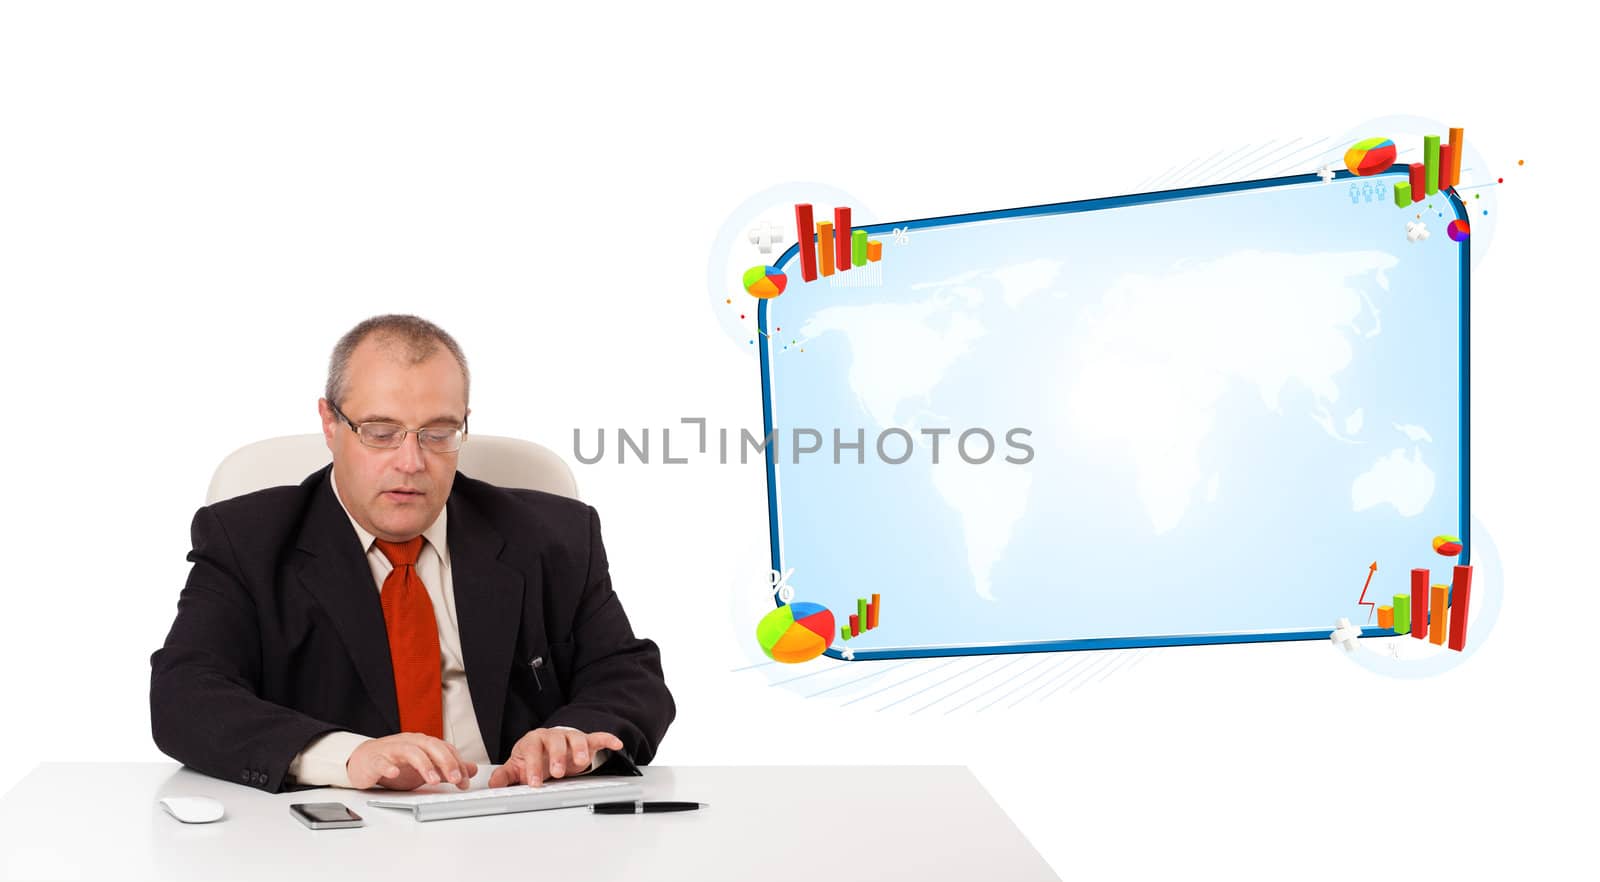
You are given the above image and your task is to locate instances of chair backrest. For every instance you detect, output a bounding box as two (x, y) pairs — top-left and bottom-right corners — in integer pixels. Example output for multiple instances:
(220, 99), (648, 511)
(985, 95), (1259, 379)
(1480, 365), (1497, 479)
(205, 434), (579, 505)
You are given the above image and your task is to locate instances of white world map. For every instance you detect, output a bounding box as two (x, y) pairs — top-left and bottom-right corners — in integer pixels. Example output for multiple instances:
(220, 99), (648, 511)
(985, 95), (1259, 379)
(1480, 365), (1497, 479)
(795, 250), (1437, 601)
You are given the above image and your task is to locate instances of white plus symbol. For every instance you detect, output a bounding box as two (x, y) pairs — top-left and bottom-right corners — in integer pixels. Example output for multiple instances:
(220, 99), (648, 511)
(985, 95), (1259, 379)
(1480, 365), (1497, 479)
(747, 220), (784, 254)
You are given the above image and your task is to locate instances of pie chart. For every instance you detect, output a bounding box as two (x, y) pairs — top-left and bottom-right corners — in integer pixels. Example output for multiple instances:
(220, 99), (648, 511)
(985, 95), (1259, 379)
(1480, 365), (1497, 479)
(756, 601), (835, 663)
(743, 265), (788, 299)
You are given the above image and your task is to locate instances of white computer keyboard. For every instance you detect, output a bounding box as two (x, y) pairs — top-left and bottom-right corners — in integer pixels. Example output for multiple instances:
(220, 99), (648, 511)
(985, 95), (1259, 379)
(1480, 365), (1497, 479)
(367, 777), (644, 822)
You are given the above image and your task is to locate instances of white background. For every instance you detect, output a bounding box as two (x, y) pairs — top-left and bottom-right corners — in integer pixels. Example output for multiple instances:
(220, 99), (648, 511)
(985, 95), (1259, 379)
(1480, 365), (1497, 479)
(1, 2), (1594, 878)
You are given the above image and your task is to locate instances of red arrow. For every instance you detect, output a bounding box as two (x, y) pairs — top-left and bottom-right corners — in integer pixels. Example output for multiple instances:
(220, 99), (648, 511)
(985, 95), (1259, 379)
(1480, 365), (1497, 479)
(1357, 562), (1378, 623)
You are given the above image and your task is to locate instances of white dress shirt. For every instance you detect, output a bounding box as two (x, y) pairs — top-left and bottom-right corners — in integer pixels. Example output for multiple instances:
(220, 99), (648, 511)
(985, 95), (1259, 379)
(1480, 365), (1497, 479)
(287, 471), (606, 788)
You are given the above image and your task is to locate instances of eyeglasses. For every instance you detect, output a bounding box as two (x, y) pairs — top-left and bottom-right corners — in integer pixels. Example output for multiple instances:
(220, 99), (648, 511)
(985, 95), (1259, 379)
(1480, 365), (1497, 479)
(329, 401), (468, 453)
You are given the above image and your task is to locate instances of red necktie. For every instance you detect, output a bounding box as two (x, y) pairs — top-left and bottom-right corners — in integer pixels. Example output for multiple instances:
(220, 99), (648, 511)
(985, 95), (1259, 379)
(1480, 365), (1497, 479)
(374, 537), (444, 738)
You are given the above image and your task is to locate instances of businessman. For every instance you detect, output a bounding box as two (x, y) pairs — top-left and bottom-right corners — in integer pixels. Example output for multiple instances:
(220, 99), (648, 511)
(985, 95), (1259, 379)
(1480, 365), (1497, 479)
(151, 314), (673, 792)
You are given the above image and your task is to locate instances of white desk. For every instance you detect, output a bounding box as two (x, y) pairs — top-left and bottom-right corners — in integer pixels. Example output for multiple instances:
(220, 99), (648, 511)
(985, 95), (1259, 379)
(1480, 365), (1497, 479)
(0, 763), (1057, 881)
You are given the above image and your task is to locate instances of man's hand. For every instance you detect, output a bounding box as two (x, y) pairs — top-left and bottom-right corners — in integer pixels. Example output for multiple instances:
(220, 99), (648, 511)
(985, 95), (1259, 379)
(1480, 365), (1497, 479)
(346, 733), (478, 791)
(489, 729), (623, 788)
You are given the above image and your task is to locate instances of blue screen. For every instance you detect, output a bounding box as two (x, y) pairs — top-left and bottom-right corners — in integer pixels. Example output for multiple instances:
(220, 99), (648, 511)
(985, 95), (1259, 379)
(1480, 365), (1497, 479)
(759, 173), (1468, 658)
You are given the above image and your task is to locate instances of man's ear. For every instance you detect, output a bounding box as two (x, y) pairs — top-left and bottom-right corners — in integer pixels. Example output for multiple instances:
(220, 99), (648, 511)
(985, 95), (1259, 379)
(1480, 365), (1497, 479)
(317, 399), (337, 451)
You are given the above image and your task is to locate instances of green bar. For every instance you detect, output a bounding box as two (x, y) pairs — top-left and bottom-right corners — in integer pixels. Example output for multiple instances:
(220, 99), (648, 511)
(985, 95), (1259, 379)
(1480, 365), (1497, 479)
(851, 229), (868, 267)
(857, 597), (868, 627)
(840, 625), (851, 641)
(1393, 182), (1411, 208)
(1393, 593), (1411, 634)
(1424, 135), (1440, 195)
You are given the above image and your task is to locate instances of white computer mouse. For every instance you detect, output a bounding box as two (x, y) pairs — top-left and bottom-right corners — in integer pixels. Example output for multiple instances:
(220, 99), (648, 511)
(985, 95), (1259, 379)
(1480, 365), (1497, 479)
(159, 796), (226, 824)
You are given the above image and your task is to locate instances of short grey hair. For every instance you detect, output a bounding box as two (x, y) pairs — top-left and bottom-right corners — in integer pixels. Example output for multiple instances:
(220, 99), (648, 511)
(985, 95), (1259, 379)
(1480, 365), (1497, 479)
(325, 314), (471, 408)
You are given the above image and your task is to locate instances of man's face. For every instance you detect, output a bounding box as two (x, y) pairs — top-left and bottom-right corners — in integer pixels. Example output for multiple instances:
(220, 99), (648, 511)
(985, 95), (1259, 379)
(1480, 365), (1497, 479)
(319, 338), (468, 542)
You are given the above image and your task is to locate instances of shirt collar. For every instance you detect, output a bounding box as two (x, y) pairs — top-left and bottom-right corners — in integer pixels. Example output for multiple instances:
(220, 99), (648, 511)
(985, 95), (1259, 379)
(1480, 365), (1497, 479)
(330, 468), (449, 563)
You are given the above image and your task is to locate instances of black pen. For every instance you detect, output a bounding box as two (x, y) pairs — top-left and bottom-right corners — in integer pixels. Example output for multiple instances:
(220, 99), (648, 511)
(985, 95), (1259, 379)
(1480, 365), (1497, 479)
(590, 801), (706, 814)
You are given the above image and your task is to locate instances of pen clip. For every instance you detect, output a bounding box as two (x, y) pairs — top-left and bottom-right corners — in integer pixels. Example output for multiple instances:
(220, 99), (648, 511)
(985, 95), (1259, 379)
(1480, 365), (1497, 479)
(528, 655), (544, 691)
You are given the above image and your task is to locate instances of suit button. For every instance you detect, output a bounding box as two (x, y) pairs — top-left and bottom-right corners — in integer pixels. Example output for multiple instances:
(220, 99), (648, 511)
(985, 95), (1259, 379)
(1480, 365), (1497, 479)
(255, 772), (267, 785)
(241, 770), (251, 782)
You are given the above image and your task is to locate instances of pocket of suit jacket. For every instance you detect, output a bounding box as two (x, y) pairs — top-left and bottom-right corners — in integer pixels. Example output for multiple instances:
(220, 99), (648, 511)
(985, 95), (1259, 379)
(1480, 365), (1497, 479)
(518, 641), (575, 713)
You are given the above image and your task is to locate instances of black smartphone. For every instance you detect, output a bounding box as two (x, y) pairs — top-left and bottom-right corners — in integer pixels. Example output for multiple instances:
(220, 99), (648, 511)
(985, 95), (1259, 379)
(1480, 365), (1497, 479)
(290, 802), (364, 830)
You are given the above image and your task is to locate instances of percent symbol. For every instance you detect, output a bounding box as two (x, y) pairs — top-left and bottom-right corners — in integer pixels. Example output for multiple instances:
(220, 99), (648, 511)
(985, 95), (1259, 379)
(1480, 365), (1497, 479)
(768, 568), (796, 603)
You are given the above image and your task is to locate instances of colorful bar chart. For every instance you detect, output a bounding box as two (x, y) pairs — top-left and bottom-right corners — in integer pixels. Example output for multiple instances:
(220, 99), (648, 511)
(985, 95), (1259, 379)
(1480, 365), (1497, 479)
(1410, 568), (1428, 639)
(1447, 565), (1473, 651)
(789, 203), (887, 282)
(834, 206), (852, 275)
(1383, 564), (1474, 653)
(793, 203), (818, 282)
(1391, 127), (1465, 208)
(838, 593), (884, 641)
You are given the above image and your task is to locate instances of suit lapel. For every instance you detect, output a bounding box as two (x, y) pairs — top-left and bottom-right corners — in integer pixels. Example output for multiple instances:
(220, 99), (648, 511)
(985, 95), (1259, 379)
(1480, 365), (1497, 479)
(292, 466), (402, 732)
(447, 479), (531, 762)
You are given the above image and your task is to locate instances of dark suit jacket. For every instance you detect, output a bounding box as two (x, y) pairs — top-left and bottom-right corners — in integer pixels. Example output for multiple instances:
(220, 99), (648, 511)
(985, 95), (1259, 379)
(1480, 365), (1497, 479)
(149, 464), (674, 793)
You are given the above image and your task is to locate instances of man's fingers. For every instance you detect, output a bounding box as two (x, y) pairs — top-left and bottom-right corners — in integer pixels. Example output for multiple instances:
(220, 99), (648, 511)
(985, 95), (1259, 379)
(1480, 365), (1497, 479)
(361, 748), (402, 785)
(566, 730), (591, 771)
(399, 744), (442, 785)
(524, 736), (550, 785)
(543, 730), (572, 779)
(511, 737), (549, 786)
(490, 759), (517, 788)
(347, 734), (483, 790)
(491, 728), (628, 787)
(488, 758), (518, 789)
(416, 738), (466, 788)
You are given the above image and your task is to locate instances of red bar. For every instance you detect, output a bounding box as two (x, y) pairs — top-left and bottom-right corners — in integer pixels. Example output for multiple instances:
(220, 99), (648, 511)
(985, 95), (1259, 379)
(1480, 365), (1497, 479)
(1438, 144), (1455, 189)
(1411, 568), (1429, 639)
(867, 593), (880, 629)
(1448, 565), (1473, 651)
(793, 204), (817, 282)
(1408, 163), (1425, 204)
(849, 613), (860, 637)
(834, 206), (852, 273)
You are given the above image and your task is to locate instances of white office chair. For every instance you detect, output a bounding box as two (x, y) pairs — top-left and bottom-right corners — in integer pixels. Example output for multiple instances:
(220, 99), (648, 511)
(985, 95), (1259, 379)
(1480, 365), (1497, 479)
(206, 434), (579, 504)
